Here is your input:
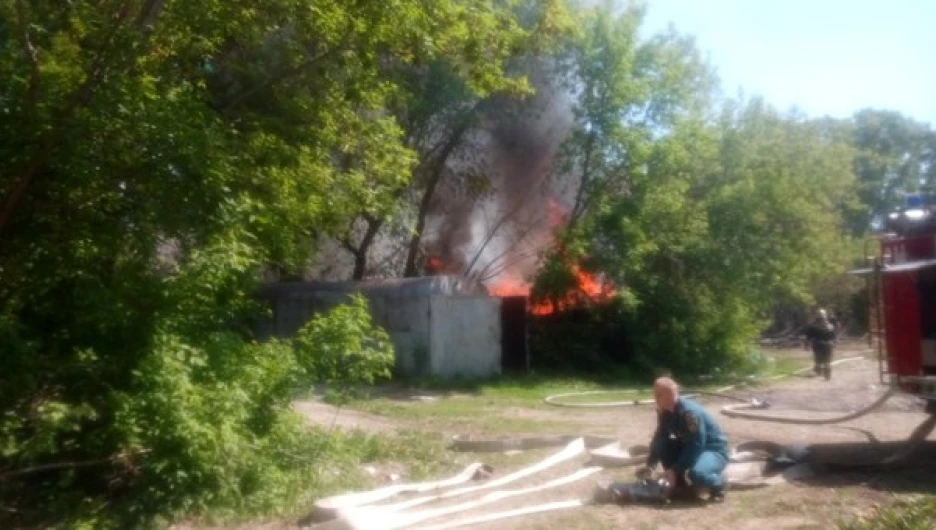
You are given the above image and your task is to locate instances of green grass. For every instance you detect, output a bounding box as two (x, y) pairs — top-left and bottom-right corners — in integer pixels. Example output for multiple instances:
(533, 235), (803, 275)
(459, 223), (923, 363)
(394, 348), (819, 398)
(280, 346), (887, 530)
(353, 401), (577, 433)
(839, 495), (936, 530)
(768, 354), (811, 376)
(333, 348), (823, 438)
(395, 371), (636, 400)
(338, 428), (453, 480)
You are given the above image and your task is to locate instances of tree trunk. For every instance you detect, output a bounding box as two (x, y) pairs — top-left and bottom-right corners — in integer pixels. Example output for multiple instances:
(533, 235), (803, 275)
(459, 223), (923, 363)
(402, 122), (473, 277)
(350, 216), (382, 280)
(403, 168), (442, 277)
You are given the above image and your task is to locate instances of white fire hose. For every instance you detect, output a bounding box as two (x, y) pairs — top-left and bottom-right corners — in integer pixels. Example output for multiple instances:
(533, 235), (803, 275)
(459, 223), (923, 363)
(307, 437), (800, 530)
(308, 355), (932, 529)
(538, 354), (934, 468)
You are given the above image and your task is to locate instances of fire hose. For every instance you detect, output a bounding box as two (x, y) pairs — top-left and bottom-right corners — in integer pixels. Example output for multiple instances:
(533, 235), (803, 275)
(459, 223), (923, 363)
(309, 438), (595, 529)
(720, 386), (896, 424)
(308, 355), (931, 529)
(308, 437), (802, 530)
(541, 356), (921, 447)
(543, 355), (866, 410)
(538, 354), (935, 466)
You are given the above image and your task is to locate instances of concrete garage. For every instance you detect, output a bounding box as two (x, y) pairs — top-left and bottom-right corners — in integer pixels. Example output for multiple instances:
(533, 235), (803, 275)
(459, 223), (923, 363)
(255, 275), (503, 379)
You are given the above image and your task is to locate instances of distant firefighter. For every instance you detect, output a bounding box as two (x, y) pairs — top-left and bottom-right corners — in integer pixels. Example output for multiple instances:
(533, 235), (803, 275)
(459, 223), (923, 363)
(803, 308), (838, 380)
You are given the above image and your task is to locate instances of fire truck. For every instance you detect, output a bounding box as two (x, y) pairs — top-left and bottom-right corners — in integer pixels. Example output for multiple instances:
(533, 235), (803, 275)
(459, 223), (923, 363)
(857, 193), (936, 413)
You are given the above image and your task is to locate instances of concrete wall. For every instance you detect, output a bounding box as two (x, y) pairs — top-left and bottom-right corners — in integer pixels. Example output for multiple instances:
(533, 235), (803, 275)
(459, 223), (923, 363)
(428, 296), (502, 379)
(254, 279), (502, 379)
(372, 295), (432, 377)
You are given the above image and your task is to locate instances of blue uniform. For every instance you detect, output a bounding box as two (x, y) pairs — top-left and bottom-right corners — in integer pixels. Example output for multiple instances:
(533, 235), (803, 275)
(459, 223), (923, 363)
(647, 397), (729, 490)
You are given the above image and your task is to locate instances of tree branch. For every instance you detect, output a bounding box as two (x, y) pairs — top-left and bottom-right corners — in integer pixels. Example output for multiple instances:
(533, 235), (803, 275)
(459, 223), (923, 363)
(134, 0), (165, 29)
(352, 215), (383, 279)
(463, 170), (551, 276)
(0, 0), (136, 238)
(467, 201), (547, 281)
(403, 118), (476, 277)
(337, 236), (356, 254)
(221, 27), (355, 114)
(569, 130), (596, 227)
(68, 0), (134, 110)
(13, 0), (40, 113)
(474, 247), (539, 283)
(0, 450), (150, 481)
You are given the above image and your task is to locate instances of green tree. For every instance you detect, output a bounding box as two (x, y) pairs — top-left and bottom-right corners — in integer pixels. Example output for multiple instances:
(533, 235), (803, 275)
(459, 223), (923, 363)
(848, 109), (934, 234)
(706, 100), (857, 309)
(0, 0), (538, 526)
(535, 10), (859, 374)
(530, 1), (720, 371)
(555, 1), (714, 230)
(329, 0), (575, 280)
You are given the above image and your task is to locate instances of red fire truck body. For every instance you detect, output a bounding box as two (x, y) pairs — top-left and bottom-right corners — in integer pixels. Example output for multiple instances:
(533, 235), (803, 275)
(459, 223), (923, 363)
(862, 204), (936, 405)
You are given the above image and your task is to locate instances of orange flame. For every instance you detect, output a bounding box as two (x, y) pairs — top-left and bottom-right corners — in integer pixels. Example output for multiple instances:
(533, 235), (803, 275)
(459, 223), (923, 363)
(429, 197), (614, 315)
(426, 255), (445, 274)
(484, 197), (616, 315)
(487, 266), (615, 315)
(485, 276), (531, 298)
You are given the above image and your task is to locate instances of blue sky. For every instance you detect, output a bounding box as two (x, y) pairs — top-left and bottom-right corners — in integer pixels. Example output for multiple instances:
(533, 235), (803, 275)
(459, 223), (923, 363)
(639, 0), (935, 125)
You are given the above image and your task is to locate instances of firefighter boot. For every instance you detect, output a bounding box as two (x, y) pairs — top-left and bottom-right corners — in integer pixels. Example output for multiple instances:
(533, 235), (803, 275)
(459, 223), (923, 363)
(709, 486), (726, 503)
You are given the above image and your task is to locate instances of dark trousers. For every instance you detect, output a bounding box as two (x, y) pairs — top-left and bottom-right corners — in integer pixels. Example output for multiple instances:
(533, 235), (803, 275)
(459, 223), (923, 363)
(658, 439), (728, 490)
(812, 342), (832, 365)
(812, 342), (833, 380)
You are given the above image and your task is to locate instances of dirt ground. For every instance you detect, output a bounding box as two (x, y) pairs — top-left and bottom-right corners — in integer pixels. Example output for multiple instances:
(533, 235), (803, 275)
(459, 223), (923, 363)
(294, 345), (936, 530)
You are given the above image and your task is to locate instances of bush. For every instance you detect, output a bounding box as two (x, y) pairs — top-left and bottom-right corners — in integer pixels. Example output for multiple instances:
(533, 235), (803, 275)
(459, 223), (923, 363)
(0, 241), (394, 529)
(294, 293), (395, 402)
(619, 277), (761, 377)
(529, 269), (758, 378)
(528, 302), (631, 374)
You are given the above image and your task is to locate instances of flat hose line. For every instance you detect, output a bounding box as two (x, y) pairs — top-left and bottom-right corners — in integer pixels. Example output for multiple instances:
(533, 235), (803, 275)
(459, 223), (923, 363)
(542, 355), (866, 412)
(307, 437), (801, 530)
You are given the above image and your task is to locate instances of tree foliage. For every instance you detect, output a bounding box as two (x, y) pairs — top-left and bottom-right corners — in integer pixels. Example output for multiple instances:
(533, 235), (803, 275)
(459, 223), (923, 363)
(0, 0), (542, 526)
(331, 0), (576, 280)
(532, 3), (859, 374)
(295, 293), (395, 396)
(847, 109), (936, 234)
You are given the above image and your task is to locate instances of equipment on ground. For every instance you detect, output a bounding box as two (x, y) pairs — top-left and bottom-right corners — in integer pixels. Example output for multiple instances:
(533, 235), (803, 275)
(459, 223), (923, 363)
(591, 475), (672, 505)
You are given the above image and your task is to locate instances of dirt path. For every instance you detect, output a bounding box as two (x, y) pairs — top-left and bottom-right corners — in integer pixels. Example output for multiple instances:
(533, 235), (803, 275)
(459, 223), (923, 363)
(463, 350), (933, 530)
(291, 400), (404, 433)
(295, 346), (936, 530)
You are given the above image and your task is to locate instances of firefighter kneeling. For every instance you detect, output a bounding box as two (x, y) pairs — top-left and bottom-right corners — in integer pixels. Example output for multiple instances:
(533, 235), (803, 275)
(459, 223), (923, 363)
(594, 377), (729, 505)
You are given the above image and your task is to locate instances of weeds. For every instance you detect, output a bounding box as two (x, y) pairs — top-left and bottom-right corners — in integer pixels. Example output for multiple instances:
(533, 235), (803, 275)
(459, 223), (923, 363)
(840, 496), (936, 530)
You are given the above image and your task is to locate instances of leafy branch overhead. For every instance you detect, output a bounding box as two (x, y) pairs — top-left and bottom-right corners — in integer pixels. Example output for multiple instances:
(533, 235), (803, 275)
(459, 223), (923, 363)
(0, 0), (554, 526)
